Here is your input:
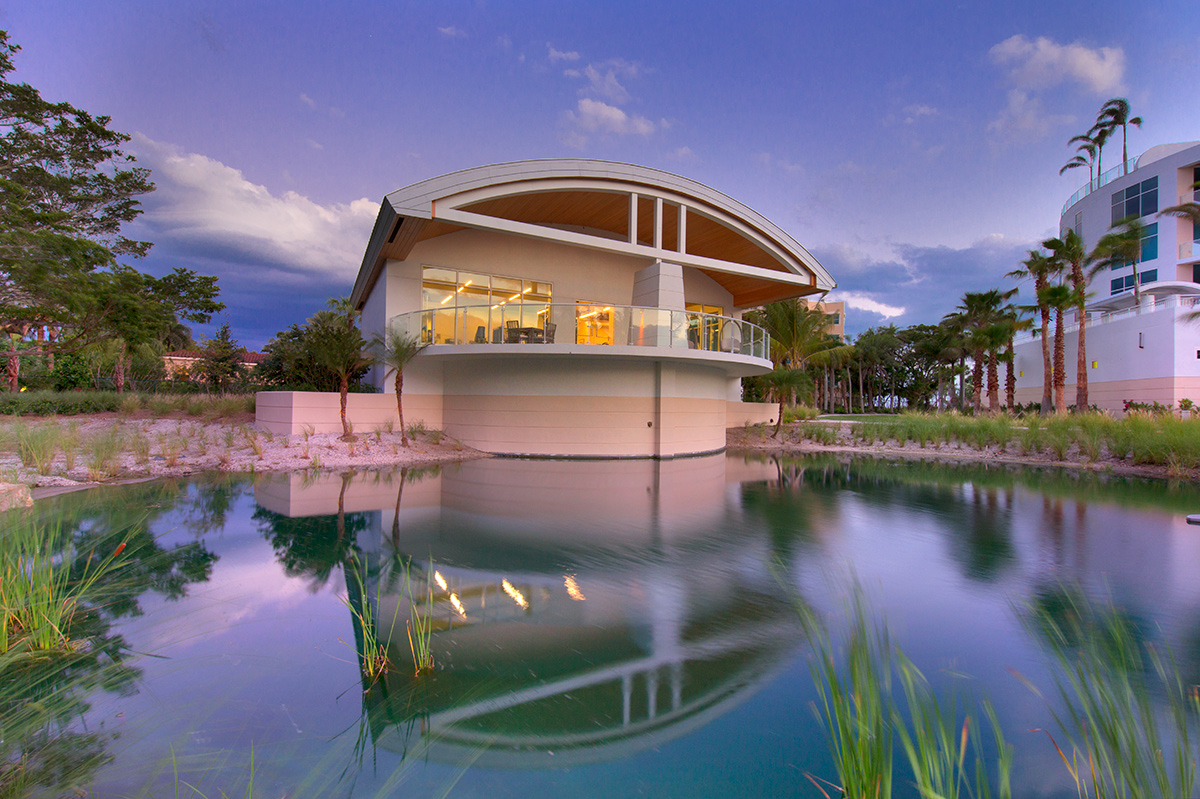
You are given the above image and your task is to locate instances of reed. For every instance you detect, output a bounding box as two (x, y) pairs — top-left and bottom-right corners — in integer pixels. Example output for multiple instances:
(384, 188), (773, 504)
(808, 598), (894, 799)
(0, 520), (127, 654)
(340, 554), (397, 685)
(84, 427), (124, 481)
(13, 420), (62, 475)
(1022, 590), (1200, 799)
(401, 560), (435, 675)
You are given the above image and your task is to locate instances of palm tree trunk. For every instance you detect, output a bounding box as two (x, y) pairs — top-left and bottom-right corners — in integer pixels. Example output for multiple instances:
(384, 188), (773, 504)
(7, 337), (17, 393)
(987, 351), (999, 413)
(115, 357), (125, 394)
(858, 363), (864, 413)
(972, 350), (983, 414)
(339, 376), (351, 438)
(1053, 310), (1066, 414)
(1039, 307), (1052, 416)
(395, 371), (408, 447)
(1005, 341), (1016, 411)
(1080, 287), (1089, 407)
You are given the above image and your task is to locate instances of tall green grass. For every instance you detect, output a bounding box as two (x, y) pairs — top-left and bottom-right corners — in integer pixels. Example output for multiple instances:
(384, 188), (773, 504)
(834, 411), (1200, 471)
(0, 520), (126, 654)
(340, 553), (398, 686)
(1021, 590), (1200, 799)
(805, 593), (1011, 799)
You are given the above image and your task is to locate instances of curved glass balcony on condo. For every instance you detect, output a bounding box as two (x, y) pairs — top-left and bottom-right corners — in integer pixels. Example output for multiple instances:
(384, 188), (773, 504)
(388, 301), (772, 361)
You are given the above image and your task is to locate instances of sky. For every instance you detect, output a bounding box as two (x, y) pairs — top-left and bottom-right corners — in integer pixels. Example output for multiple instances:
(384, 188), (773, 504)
(4, 0), (1198, 348)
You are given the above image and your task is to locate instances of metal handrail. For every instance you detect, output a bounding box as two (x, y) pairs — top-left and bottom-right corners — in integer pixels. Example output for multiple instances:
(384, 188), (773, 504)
(1061, 157), (1141, 217)
(388, 302), (771, 360)
(1014, 294), (1200, 342)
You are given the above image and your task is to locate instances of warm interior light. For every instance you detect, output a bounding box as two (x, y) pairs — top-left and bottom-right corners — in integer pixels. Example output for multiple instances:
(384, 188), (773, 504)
(440, 294), (453, 305)
(501, 579), (528, 609)
(564, 575), (586, 601)
(434, 571), (448, 592)
(449, 592), (467, 618)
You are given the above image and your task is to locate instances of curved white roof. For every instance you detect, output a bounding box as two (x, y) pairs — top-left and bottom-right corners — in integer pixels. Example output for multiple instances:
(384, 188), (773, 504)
(351, 159), (833, 308)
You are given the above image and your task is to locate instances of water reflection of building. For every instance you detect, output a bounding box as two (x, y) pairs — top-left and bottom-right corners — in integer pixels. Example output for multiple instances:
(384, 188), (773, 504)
(253, 455), (806, 768)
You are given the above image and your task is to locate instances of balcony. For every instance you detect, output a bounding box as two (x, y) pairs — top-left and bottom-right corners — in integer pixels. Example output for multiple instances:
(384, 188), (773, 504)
(389, 302), (772, 362)
(1061, 157), (1140, 217)
(1182, 241), (1199, 261)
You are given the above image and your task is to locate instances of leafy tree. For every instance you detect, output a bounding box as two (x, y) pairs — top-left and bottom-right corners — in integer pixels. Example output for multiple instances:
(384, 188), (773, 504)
(310, 298), (373, 440)
(0, 33), (224, 390)
(197, 322), (245, 393)
(1061, 134), (1099, 188)
(371, 328), (428, 447)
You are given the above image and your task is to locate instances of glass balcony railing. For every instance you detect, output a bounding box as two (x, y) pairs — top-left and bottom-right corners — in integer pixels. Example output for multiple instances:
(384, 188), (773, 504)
(388, 302), (771, 361)
(1061, 157), (1140, 216)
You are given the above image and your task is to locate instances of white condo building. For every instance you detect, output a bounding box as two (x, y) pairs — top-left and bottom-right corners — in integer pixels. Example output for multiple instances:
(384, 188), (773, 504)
(1013, 141), (1200, 411)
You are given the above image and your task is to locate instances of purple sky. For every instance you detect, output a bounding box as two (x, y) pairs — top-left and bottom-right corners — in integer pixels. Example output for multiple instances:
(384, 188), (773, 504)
(5, 1), (1197, 347)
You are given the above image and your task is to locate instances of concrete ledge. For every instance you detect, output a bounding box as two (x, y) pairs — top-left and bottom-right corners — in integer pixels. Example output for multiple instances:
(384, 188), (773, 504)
(726, 400), (776, 427)
(255, 391), (441, 435)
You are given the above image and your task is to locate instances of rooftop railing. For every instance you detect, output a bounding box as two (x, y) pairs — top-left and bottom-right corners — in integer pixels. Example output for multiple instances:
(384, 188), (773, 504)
(389, 302), (771, 361)
(1061, 157), (1140, 217)
(1015, 294), (1200, 343)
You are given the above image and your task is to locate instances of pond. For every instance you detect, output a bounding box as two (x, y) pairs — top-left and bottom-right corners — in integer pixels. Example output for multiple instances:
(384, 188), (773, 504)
(7, 454), (1200, 798)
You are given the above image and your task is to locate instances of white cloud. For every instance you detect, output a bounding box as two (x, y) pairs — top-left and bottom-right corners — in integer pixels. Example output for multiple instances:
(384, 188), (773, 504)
(299, 93), (316, 109)
(497, 34), (512, 51)
(667, 146), (696, 161)
(987, 89), (1074, 141)
(131, 135), (377, 283)
(547, 44), (580, 62)
(829, 291), (906, 319)
(902, 104), (937, 124)
(438, 25), (467, 38)
(305, 139), (323, 150)
(756, 152), (805, 175)
(565, 98), (656, 137)
(579, 63), (631, 104)
(989, 34), (1125, 94)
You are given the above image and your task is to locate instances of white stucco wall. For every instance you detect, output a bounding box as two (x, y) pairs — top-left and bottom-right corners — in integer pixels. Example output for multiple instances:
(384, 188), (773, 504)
(1013, 299), (1200, 411)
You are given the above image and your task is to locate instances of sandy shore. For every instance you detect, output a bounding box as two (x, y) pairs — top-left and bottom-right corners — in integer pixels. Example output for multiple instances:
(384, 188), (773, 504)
(1, 412), (490, 500)
(727, 421), (1194, 481)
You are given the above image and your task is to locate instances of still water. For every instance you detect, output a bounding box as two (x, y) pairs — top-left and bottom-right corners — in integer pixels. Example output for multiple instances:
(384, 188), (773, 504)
(13, 454), (1200, 798)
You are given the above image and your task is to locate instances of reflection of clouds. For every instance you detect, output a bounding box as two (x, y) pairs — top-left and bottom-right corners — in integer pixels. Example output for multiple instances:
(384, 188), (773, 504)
(130, 542), (334, 655)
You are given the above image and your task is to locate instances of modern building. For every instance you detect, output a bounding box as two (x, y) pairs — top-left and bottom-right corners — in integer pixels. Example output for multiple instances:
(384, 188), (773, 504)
(803, 297), (846, 341)
(1013, 141), (1200, 411)
(258, 159), (835, 456)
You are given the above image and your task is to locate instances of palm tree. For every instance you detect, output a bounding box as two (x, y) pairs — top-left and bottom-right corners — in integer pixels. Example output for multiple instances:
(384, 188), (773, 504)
(1088, 217), (1147, 304)
(752, 299), (848, 369)
(371, 328), (428, 447)
(1160, 181), (1200, 225)
(310, 299), (374, 441)
(1006, 251), (1058, 415)
(949, 290), (1006, 414)
(1044, 230), (1090, 409)
(1062, 135), (1099, 188)
(1039, 283), (1076, 414)
(759, 368), (810, 438)
(1097, 98), (1142, 175)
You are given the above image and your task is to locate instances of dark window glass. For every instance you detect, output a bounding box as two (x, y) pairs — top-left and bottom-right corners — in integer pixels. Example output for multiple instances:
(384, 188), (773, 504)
(1126, 196), (1140, 218)
(1140, 269), (1157, 284)
(1111, 277), (1124, 294)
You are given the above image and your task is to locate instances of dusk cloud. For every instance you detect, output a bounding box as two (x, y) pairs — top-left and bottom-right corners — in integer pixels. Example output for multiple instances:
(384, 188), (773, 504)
(989, 34), (1125, 94)
(813, 235), (1033, 336)
(131, 135), (377, 285)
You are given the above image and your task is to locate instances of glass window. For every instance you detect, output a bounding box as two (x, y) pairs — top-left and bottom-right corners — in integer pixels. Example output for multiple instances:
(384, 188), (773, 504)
(1111, 277), (1125, 295)
(1141, 222), (1158, 262)
(421, 267), (552, 345)
(1112, 177), (1158, 224)
(1140, 269), (1157, 285)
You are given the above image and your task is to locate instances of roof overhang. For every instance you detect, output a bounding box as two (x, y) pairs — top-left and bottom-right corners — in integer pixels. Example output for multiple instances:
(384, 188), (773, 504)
(350, 159), (834, 309)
